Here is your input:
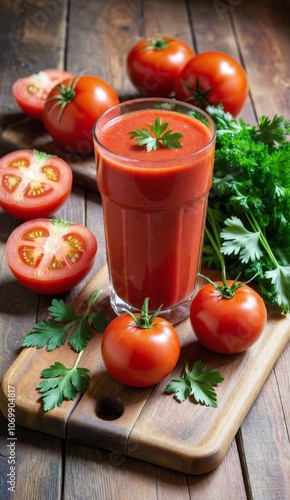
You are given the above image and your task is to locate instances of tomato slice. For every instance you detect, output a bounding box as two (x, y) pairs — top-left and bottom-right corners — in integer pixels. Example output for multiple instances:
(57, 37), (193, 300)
(12, 69), (75, 121)
(0, 149), (73, 220)
(5, 218), (98, 294)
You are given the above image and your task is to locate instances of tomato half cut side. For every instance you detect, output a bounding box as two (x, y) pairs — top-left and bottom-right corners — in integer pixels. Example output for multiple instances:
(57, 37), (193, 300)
(5, 218), (98, 294)
(0, 149), (73, 220)
(12, 69), (75, 121)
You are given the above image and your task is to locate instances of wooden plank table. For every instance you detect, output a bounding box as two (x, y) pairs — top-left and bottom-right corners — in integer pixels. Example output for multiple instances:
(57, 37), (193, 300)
(0, 0), (289, 498)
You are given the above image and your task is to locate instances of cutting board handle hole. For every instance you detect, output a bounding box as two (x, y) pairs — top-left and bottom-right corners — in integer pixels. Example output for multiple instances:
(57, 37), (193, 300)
(96, 397), (124, 421)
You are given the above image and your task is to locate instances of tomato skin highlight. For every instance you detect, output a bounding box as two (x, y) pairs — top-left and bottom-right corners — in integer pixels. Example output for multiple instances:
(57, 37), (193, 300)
(190, 281), (267, 354)
(175, 51), (249, 117)
(5, 218), (97, 294)
(43, 75), (119, 153)
(0, 149), (73, 220)
(12, 69), (75, 121)
(127, 36), (195, 97)
(101, 314), (181, 387)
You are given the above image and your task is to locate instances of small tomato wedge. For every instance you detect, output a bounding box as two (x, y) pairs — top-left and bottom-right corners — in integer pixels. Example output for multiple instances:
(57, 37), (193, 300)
(12, 69), (75, 121)
(175, 51), (249, 117)
(43, 75), (119, 153)
(190, 278), (267, 354)
(127, 35), (195, 97)
(0, 149), (72, 220)
(101, 298), (181, 387)
(5, 218), (97, 294)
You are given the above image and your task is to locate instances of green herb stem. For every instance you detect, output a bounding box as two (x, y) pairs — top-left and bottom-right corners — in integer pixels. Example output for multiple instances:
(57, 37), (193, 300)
(73, 350), (84, 370)
(244, 211), (278, 268)
(205, 207), (226, 270)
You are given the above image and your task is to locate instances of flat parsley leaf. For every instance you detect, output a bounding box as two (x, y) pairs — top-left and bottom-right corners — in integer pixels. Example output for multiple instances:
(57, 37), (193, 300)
(48, 298), (78, 322)
(37, 358), (90, 411)
(129, 117), (183, 152)
(165, 361), (224, 408)
(22, 321), (68, 351)
(220, 216), (263, 264)
(22, 290), (109, 412)
(69, 320), (94, 351)
(265, 265), (290, 313)
(22, 289), (109, 352)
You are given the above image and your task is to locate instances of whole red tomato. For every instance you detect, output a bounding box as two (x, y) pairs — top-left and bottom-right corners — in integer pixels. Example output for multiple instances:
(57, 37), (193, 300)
(175, 51), (249, 116)
(190, 279), (267, 354)
(43, 75), (119, 153)
(127, 36), (195, 97)
(101, 299), (181, 387)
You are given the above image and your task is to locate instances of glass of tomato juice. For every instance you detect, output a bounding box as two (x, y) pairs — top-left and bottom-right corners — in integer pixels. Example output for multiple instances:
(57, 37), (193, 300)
(93, 98), (216, 324)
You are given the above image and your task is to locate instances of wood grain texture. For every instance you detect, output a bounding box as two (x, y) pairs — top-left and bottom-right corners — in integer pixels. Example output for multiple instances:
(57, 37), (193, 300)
(66, 0), (139, 99)
(188, 0), (256, 124)
(1, 265), (289, 475)
(0, 0), (68, 118)
(233, 0), (290, 118)
(228, 3), (290, 497)
(0, 0), (290, 498)
(0, 2), (69, 499)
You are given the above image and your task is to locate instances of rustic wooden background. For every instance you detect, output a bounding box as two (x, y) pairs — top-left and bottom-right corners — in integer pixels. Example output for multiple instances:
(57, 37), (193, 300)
(0, 1), (290, 499)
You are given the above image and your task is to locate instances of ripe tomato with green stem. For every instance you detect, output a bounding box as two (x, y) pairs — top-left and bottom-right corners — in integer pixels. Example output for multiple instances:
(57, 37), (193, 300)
(12, 69), (75, 121)
(174, 51), (249, 117)
(0, 149), (72, 220)
(5, 218), (98, 294)
(190, 216), (267, 354)
(127, 35), (195, 97)
(190, 274), (267, 354)
(101, 298), (181, 387)
(43, 75), (119, 153)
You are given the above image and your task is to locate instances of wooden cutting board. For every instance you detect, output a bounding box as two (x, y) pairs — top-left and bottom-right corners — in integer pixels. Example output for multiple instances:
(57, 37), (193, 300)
(0, 265), (289, 475)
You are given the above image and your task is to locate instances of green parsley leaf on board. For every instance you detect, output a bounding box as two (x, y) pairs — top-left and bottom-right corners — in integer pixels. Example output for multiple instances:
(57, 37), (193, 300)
(37, 355), (90, 412)
(165, 361), (224, 408)
(22, 289), (108, 352)
(129, 117), (183, 152)
(21, 320), (68, 351)
(203, 104), (290, 313)
(22, 290), (109, 411)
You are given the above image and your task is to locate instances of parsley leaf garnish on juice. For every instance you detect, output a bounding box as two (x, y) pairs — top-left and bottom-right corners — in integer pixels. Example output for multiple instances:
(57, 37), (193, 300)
(129, 117), (183, 151)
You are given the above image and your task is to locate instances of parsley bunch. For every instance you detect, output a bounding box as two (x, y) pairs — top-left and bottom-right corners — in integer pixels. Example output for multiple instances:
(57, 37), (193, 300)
(203, 105), (290, 313)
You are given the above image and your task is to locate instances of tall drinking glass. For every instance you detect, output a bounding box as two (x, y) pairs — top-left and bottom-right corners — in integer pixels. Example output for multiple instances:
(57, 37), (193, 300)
(93, 98), (216, 324)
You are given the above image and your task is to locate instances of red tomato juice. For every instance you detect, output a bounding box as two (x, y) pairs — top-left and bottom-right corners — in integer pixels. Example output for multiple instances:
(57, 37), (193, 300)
(94, 106), (215, 312)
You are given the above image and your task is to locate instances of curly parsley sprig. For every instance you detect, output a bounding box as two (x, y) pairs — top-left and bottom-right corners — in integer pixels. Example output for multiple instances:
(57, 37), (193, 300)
(129, 117), (183, 152)
(22, 290), (108, 411)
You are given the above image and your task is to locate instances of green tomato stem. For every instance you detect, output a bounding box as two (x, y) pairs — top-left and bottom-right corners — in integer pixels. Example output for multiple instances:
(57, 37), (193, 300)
(123, 298), (162, 329)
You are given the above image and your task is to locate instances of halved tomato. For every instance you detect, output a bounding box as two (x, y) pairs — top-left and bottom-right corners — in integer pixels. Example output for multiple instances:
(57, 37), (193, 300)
(5, 218), (98, 294)
(0, 149), (73, 220)
(12, 69), (75, 121)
